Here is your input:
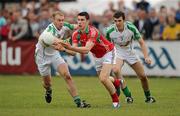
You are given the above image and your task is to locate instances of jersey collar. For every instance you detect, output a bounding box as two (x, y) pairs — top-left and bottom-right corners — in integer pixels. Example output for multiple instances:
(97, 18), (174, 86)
(78, 25), (89, 34)
(115, 22), (126, 32)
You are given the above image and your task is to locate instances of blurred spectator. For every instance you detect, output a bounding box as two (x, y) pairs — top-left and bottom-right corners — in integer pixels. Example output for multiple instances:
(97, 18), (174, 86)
(38, 9), (51, 34)
(160, 5), (168, 18)
(117, 0), (129, 14)
(98, 15), (111, 36)
(0, 10), (7, 28)
(103, 10), (114, 24)
(107, 1), (116, 13)
(0, 9), (10, 41)
(152, 14), (166, 40)
(20, 0), (29, 18)
(134, 8), (153, 40)
(149, 8), (159, 28)
(26, 10), (39, 39)
(8, 9), (29, 41)
(162, 13), (180, 40)
(136, 0), (150, 12)
(175, 1), (180, 23)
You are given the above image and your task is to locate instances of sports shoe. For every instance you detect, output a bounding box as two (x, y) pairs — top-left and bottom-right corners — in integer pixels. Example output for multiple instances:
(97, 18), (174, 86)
(145, 96), (156, 103)
(77, 100), (91, 108)
(125, 97), (133, 104)
(112, 102), (120, 108)
(45, 89), (52, 103)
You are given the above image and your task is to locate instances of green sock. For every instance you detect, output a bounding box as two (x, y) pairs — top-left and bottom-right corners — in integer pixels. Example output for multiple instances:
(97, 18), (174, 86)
(122, 86), (131, 97)
(73, 96), (81, 106)
(144, 90), (151, 99)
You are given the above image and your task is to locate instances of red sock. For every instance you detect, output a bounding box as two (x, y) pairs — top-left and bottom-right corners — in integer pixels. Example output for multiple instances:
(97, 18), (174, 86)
(111, 93), (119, 102)
(113, 79), (120, 88)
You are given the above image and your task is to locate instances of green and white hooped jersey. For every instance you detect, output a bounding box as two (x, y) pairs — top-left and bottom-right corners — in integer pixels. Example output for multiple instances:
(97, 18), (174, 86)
(106, 21), (142, 51)
(36, 22), (74, 56)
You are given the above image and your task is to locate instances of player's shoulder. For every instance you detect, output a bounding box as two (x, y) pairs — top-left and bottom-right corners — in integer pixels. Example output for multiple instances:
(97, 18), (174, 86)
(89, 26), (98, 33)
(106, 24), (116, 33)
(125, 21), (139, 32)
(125, 21), (136, 29)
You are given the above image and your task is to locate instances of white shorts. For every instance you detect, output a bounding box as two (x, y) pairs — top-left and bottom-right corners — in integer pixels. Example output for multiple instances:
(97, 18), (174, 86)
(35, 50), (65, 76)
(116, 49), (140, 65)
(94, 48), (116, 72)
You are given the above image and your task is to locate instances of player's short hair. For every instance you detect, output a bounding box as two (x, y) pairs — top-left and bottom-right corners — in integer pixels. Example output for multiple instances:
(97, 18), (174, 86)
(52, 11), (64, 18)
(113, 11), (125, 20)
(78, 12), (90, 20)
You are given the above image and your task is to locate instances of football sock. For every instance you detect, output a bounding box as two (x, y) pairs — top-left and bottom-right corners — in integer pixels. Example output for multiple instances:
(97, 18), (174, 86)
(73, 96), (81, 106)
(111, 93), (119, 102)
(113, 79), (120, 88)
(144, 90), (151, 98)
(113, 79), (121, 96)
(122, 86), (131, 97)
(46, 87), (52, 91)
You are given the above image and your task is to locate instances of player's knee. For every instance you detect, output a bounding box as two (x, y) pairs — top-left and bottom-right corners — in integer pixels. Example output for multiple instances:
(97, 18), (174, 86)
(112, 67), (120, 73)
(99, 76), (107, 84)
(62, 72), (72, 81)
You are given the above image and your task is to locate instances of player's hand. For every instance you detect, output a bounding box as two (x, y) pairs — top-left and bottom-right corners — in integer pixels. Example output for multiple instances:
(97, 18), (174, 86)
(52, 43), (65, 51)
(145, 57), (152, 65)
(60, 41), (71, 49)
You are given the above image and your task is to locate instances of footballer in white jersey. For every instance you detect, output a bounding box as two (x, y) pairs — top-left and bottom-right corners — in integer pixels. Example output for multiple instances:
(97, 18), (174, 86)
(106, 11), (156, 103)
(34, 11), (90, 108)
(106, 21), (141, 64)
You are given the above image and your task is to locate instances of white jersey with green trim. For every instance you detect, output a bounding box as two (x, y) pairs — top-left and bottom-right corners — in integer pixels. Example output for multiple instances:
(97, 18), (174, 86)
(106, 21), (142, 52)
(36, 22), (74, 56)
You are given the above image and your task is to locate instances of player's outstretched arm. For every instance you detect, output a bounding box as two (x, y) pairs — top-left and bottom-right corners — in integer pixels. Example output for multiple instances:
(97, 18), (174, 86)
(138, 38), (152, 64)
(52, 39), (76, 56)
(61, 41), (94, 54)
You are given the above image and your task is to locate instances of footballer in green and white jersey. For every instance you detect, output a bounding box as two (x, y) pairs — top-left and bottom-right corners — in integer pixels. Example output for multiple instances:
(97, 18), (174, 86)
(37, 22), (74, 56)
(106, 11), (156, 103)
(106, 21), (142, 51)
(106, 21), (142, 64)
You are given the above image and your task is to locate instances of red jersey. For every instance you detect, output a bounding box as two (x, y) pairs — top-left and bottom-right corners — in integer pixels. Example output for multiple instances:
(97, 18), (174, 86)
(72, 25), (114, 58)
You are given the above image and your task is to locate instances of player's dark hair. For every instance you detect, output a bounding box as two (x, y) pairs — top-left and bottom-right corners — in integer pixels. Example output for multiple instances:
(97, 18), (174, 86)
(78, 12), (90, 20)
(113, 11), (125, 20)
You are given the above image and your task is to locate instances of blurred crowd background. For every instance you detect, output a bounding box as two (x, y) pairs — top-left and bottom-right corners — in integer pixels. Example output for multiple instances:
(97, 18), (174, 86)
(0, 0), (180, 42)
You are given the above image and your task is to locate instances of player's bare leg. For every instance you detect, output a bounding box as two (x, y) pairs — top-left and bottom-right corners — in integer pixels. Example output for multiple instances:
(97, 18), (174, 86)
(131, 61), (156, 103)
(57, 63), (90, 108)
(42, 75), (52, 103)
(112, 58), (133, 103)
(97, 63), (120, 108)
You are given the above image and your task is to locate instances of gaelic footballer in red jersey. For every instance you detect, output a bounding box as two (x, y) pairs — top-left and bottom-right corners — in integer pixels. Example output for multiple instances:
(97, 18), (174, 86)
(56, 12), (120, 108)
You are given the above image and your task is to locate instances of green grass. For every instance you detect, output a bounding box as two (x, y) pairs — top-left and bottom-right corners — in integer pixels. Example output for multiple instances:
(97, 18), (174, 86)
(0, 75), (180, 116)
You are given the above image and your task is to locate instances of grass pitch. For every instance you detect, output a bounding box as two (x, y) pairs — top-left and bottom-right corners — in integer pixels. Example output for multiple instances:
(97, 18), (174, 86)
(0, 75), (180, 116)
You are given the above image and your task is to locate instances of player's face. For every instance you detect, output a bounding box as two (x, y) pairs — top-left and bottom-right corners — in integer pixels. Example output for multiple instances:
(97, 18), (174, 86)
(77, 16), (88, 30)
(53, 15), (64, 30)
(114, 17), (124, 29)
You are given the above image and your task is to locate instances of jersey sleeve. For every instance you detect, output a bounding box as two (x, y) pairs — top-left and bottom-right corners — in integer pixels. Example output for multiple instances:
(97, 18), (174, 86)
(63, 22), (74, 31)
(105, 26), (115, 42)
(72, 32), (78, 44)
(127, 22), (142, 40)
